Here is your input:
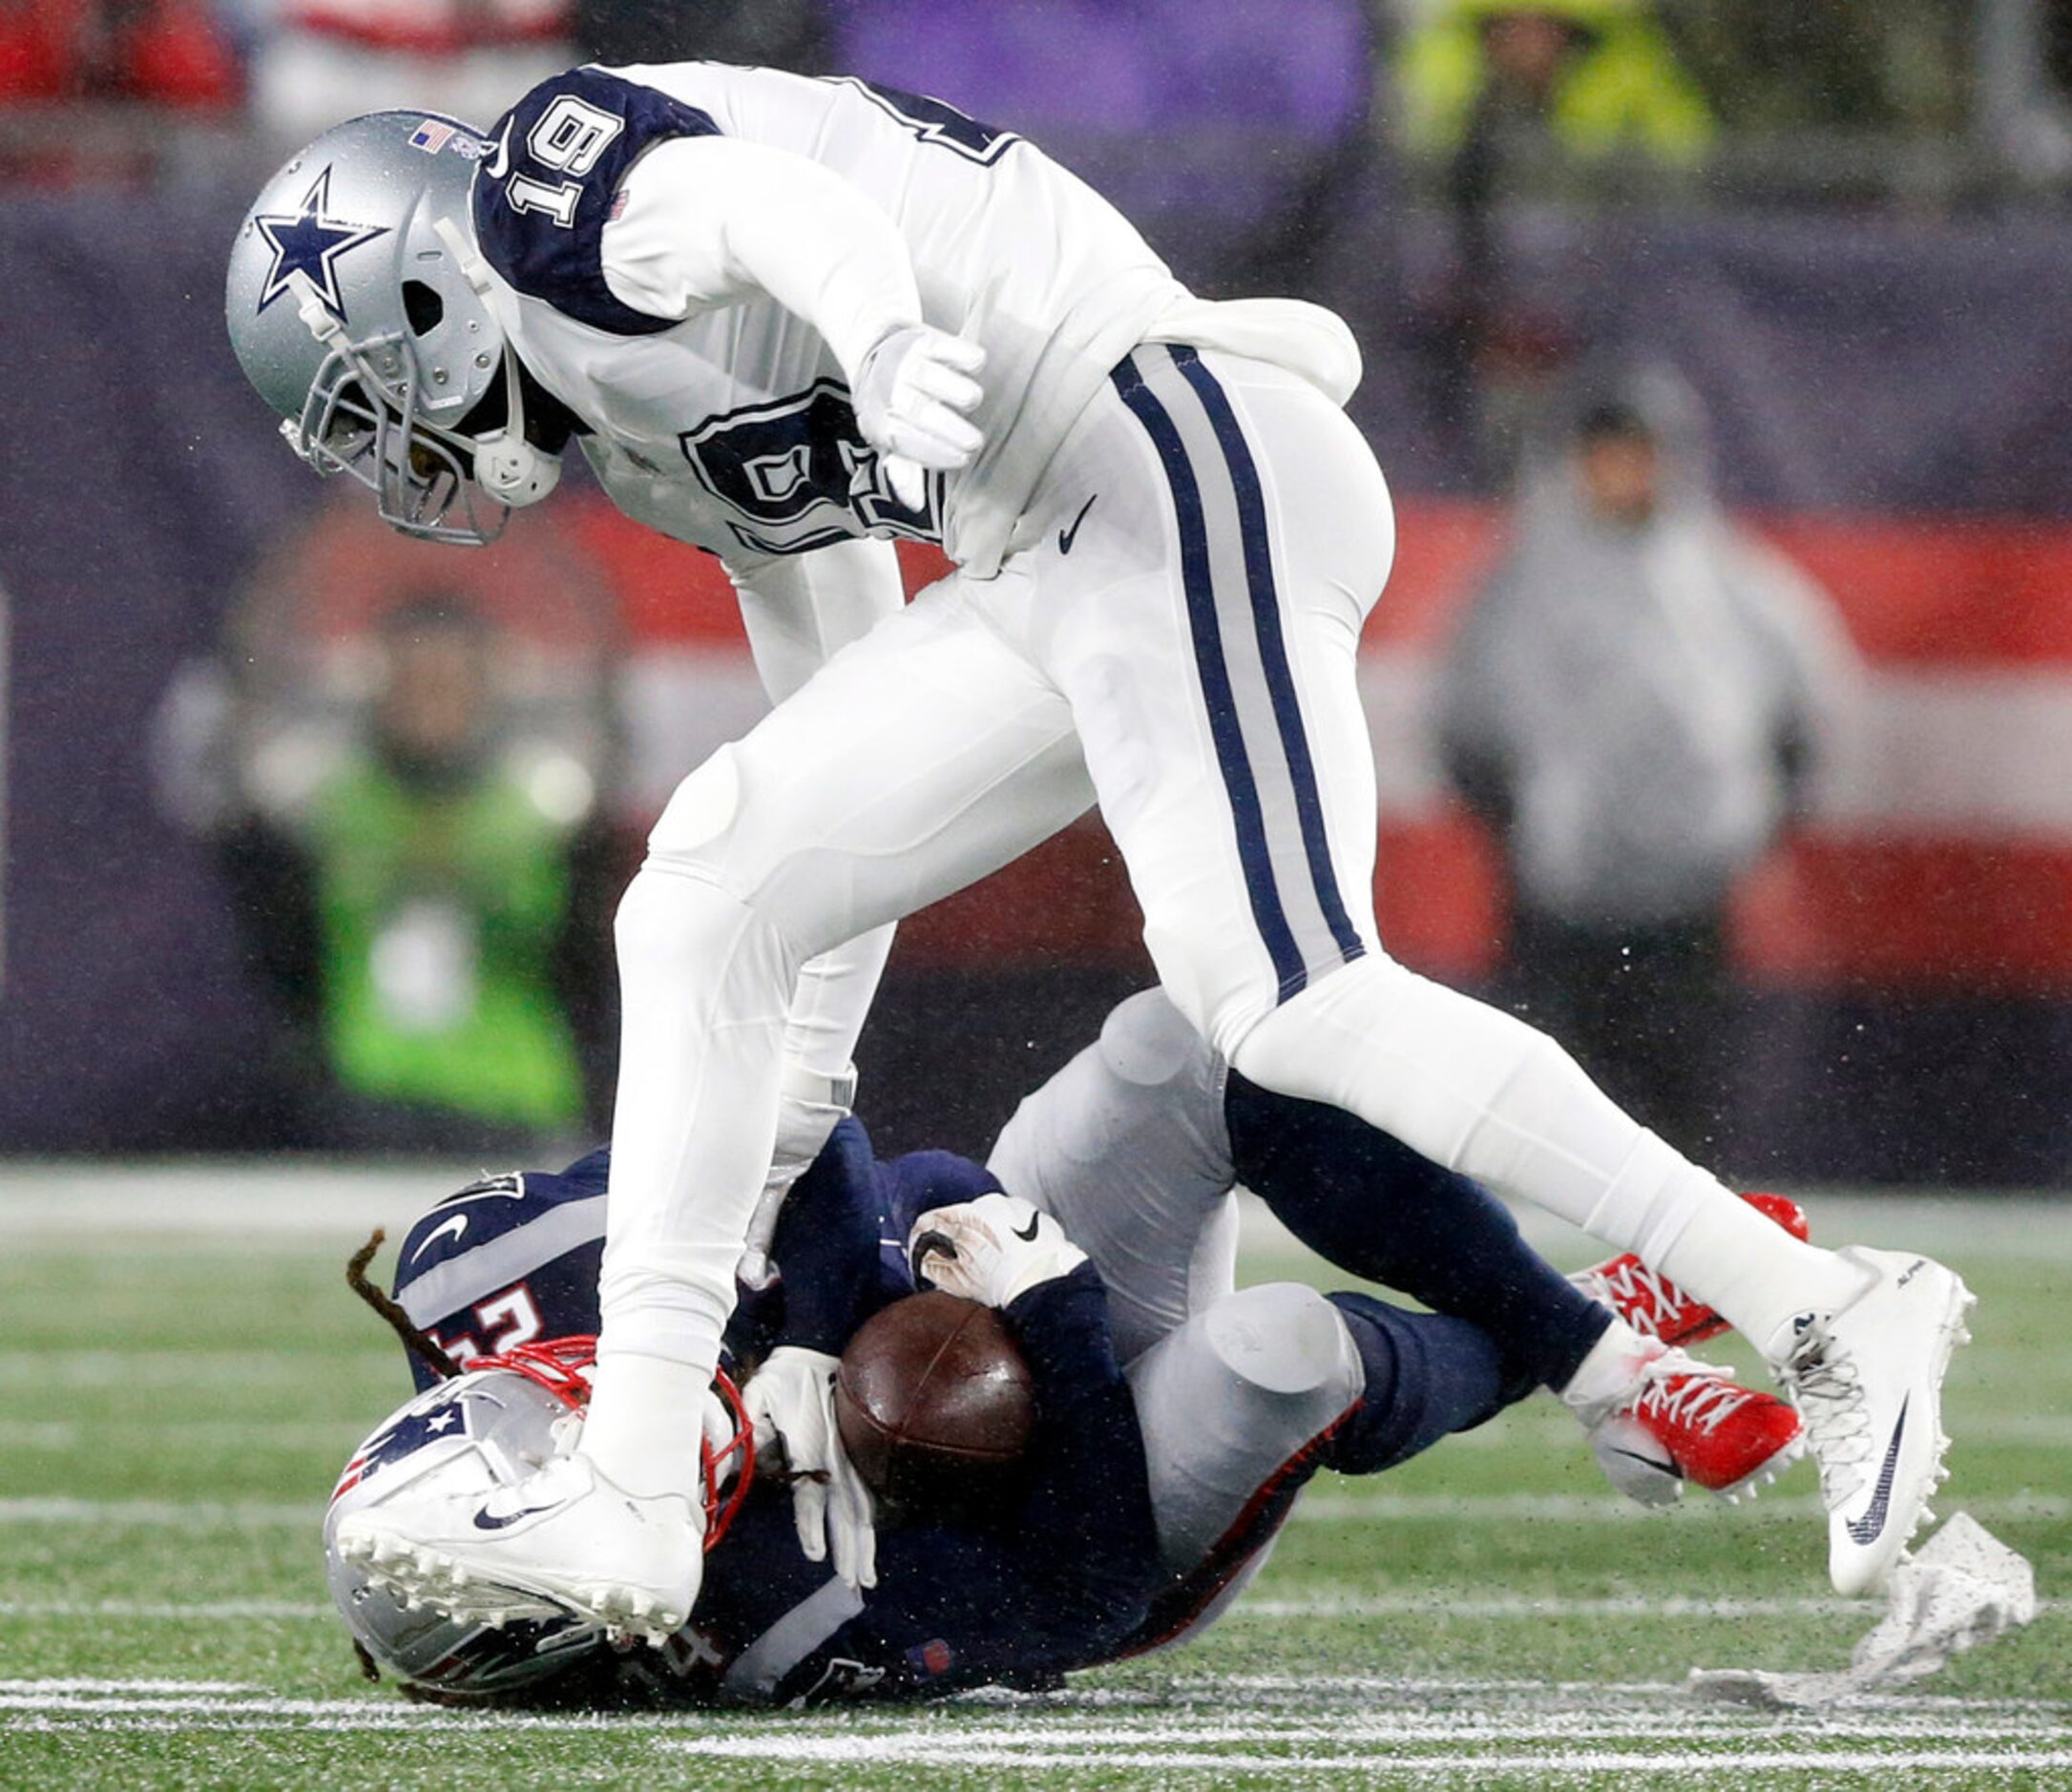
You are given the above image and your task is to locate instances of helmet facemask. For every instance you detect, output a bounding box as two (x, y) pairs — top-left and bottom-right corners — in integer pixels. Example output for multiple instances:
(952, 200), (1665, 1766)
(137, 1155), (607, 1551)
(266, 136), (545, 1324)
(288, 281), (513, 547)
(227, 114), (555, 549)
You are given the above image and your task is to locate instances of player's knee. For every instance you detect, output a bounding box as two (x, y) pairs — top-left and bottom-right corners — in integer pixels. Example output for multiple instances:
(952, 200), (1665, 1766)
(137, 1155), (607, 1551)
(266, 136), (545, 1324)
(614, 859), (762, 984)
(1096, 989), (1217, 1090)
(1202, 1283), (1362, 1408)
(646, 744), (743, 874)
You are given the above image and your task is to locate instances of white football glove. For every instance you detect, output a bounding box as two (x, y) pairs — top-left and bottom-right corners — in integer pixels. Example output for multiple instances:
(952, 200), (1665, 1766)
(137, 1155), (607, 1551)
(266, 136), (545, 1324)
(851, 322), (986, 511)
(907, 1192), (1087, 1309)
(741, 1345), (877, 1589)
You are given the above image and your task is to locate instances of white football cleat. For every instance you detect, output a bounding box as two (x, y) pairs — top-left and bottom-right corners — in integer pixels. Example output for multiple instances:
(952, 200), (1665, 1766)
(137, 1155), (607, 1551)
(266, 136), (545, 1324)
(334, 1452), (704, 1647)
(1772, 1245), (1974, 1597)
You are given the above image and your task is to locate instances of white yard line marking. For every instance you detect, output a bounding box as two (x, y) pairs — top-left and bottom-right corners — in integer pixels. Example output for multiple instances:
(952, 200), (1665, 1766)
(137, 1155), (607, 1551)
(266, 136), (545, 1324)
(0, 1678), (262, 1694)
(0, 1422), (361, 1451)
(1287, 1490), (2072, 1523)
(0, 1498), (321, 1526)
(1237, 1594), (1876, 1618)
(0, 1353), (385, 1388)
(0, 1601), (332, 1620)
(4, 1676), (2063, 1756)
(660, 1742), (2072, 1773)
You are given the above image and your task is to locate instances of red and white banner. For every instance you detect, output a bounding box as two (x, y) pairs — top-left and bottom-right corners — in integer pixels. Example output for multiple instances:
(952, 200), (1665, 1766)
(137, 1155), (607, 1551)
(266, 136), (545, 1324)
(577, 497), (2072, 994)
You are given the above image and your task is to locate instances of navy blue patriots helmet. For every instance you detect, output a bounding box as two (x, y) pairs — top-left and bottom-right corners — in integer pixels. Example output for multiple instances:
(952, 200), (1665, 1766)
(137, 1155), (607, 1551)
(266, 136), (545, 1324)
(324, 1340), (753, 1697)
(225, 111), (559, 546)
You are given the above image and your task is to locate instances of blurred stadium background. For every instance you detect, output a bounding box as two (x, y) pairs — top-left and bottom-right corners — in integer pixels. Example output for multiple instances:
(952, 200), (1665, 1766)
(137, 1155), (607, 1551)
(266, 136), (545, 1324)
(6, 0), (2072, 1187)
(2, 5), (2070, 1782)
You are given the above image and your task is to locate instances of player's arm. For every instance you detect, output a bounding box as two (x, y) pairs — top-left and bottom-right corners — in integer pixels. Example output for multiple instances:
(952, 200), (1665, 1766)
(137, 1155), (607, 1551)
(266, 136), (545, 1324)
(603, 136), (984, 504)
(722, 541), (905, 1225)
(727, 540), (907, 703)
(756, 1231), (1158, 1705)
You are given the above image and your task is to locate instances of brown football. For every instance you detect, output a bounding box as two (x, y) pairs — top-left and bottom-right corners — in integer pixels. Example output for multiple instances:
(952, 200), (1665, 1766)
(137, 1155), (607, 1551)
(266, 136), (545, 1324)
(834, 1291), (1037, 1507)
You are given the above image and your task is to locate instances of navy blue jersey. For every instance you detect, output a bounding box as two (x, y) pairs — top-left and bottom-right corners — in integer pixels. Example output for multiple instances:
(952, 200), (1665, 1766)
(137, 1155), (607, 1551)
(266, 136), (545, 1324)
(387, 1123), (1157, 1705)
(390, 1121), (1000, 1386)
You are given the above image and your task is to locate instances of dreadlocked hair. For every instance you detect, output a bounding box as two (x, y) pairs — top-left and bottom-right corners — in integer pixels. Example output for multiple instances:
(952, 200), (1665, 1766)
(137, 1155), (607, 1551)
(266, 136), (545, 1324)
(345, 1229), (462, 1382)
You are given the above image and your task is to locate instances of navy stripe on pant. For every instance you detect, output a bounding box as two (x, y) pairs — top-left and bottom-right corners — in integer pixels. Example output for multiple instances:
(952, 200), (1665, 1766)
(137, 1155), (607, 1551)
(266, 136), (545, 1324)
(1110, 345), (1365, 1003)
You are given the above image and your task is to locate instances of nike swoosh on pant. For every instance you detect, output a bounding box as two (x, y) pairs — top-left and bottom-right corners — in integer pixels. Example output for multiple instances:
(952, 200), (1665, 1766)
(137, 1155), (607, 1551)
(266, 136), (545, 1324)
(1844, 1396), (1908, 1544)
(1057, 492), (1098, 553)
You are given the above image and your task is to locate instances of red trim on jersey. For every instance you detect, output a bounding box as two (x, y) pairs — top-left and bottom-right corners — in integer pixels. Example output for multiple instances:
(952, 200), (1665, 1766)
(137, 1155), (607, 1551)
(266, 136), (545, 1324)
(1114, 1400), (1360, 1658)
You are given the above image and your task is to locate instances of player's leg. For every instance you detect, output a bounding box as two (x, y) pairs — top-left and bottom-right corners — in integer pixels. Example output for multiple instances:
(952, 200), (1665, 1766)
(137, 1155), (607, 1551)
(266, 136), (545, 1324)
(589, 582), (1095, 1494)
(1224, 1071), (1611, 1394)
(339, 581), (1099, 1634)
(1118, 1281), (1525, 1655)
(1012, 344), (1963, 1593)
(985, 987), (1242, 1363)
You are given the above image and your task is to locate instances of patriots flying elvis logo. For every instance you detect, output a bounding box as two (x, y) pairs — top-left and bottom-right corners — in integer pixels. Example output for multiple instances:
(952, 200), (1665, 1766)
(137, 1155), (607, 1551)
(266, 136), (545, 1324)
(329, 1396), (468, 1504)
(252, 167), (388, 320)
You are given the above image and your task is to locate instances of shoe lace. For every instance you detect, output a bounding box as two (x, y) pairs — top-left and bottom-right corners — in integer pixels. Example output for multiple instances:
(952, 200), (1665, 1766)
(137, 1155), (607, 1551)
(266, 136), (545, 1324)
(1573, 1260), (1686, 1338)
(1630, 1368), (1754, 1434)
(1778, 1321), (1873, 1505)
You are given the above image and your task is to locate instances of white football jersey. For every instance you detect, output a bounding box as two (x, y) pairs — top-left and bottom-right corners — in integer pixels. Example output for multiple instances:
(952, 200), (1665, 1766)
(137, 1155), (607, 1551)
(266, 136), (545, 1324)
(470, 62), (1189, 576)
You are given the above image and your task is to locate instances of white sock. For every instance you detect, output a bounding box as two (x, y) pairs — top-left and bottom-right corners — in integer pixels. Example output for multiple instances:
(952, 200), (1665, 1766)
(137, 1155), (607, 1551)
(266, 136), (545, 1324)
(1230, 955), (1866, 1365)
(1655, 1202), (1870, 1363)
(581, 1348), (719, 1504)
(1558, 1317), (1664, 1427)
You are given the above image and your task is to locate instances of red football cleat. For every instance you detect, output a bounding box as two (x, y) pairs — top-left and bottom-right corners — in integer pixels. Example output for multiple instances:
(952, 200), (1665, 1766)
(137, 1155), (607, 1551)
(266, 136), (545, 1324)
(1572, 1192), (1810, 1347)
(1594, 1360), (1807, 1505)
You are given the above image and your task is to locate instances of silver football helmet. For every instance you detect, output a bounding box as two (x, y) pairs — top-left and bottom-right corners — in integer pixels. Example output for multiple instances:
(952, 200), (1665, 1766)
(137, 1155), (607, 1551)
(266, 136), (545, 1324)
(324, 1357), (605, 1695)
(225, 111), (558, 547)
(324, 1340), (756, 1698)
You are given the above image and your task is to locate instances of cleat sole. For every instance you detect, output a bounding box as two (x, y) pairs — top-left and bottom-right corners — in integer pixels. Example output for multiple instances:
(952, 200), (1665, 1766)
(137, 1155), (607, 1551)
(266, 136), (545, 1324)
(1709, 1432), (1807, 1506)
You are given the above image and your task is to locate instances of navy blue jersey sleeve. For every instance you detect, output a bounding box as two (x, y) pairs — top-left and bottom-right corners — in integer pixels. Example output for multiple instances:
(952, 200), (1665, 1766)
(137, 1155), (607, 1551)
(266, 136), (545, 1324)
(759, 1119), (915, 1357)
(472, 67), (721, 335)
(877, 1148), (1005, 1247)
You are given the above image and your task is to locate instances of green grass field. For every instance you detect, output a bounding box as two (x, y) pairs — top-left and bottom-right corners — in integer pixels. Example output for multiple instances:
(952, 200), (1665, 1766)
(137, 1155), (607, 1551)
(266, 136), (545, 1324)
(1, 1169), (2064, 1788)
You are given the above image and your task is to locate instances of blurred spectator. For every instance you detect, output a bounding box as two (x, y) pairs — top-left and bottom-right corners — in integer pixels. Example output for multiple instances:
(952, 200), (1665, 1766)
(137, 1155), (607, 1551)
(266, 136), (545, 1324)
(244, 0), (573, 152)
(1393, 0), (1713, 177)
(155, 493), (631, 1155)
(1392, 2), (1710, 487)
(1435, 369), (1853, 1152)
(204, 595), (616, 1152)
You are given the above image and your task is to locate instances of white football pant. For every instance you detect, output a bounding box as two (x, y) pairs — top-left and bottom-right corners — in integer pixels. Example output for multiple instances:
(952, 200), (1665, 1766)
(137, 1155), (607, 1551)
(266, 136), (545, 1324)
(587, 346), (1852, 1495)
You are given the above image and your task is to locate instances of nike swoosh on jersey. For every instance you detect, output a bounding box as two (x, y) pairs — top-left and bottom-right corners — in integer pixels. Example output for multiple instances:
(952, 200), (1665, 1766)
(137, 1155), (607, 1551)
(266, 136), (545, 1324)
(1057, 492), (1098, 554)
(410, 1214), (470, 1262)
(1844, 1396), (1908, 1544)
(1011, 1213), (1042, 1243)
(486, 119), (513, 179)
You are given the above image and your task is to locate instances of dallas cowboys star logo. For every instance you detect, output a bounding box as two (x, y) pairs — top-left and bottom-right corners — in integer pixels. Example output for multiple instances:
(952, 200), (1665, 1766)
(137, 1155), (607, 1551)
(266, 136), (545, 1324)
(252, 166), (388, 320)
